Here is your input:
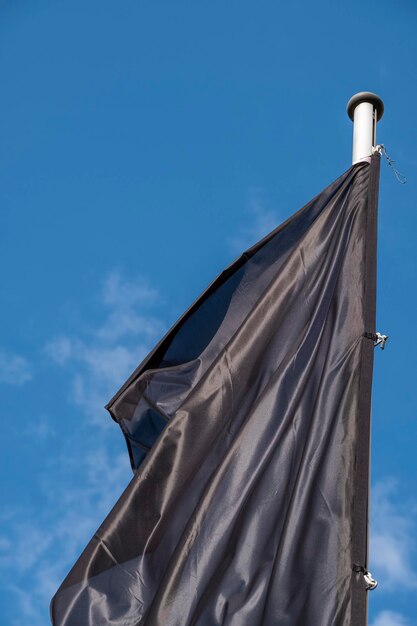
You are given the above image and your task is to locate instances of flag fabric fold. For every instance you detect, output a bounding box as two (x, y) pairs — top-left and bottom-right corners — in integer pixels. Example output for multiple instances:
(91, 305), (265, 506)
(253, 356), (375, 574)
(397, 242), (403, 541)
(51, 155), (379, 626)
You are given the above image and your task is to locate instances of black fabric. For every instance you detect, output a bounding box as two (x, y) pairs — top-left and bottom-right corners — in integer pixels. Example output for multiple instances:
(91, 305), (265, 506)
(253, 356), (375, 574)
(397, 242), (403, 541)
(51, 158), (379, 626)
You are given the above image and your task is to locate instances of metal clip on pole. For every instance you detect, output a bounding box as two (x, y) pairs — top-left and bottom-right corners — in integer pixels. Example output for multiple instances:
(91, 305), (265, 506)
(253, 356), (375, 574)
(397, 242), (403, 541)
(374, 332), (388, 350)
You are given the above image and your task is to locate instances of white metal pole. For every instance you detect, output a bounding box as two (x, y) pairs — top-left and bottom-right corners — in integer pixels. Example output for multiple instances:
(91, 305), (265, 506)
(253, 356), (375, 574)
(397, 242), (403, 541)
(347, 92), (384, 164)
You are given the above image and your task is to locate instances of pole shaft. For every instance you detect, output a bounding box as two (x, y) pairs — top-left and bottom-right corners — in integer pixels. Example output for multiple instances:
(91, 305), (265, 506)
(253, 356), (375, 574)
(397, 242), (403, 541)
(347, 92), (384, 165)
(352, 102), (376, 164)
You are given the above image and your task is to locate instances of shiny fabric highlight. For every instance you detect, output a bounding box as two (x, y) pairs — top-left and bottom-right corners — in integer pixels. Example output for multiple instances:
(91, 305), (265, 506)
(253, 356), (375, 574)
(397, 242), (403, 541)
(51, 158), (379, 626)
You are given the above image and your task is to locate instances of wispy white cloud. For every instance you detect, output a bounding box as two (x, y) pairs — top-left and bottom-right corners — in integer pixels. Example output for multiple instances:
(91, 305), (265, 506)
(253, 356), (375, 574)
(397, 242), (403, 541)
(370, 610), (410, 626)
(25, 415), (55, 440)
(0, 271), (166, 624)
(7, 585), (47, 626)
(0, 349), (32, 386)
(45, 270), (166, 422)
(0, 447), (131, 626)
(102, 270), (158, 310)
(0, 537), (11, 551)
(228, 187), (280, 253)
(96, 310), (162, 343)
(97, 271), (161, 343)
(370, 479), (417, 591)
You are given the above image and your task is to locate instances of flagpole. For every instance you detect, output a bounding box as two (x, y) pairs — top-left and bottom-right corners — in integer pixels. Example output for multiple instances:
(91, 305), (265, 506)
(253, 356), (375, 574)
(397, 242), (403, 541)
(347, 92), (384, 164)
(347, 91), (384, 626)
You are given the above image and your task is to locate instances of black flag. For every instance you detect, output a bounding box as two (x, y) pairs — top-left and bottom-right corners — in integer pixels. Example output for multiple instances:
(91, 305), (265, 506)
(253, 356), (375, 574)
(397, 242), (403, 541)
(51, 156), (379, 626)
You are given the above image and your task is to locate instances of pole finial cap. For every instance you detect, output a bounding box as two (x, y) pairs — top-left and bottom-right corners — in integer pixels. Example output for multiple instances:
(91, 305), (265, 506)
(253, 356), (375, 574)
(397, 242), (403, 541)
(347, 92), (384, 121)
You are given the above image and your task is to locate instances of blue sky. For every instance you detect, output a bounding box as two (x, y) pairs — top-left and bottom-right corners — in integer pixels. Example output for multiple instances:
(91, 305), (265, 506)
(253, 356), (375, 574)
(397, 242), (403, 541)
(0, 1), (416, 624)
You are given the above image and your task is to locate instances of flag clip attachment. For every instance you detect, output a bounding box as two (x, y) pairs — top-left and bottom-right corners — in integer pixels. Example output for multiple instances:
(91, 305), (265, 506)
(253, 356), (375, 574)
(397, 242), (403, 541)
(364, 331), (388, 350)
(353, 564), (378, 591)
(373, 144), (407, 184)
